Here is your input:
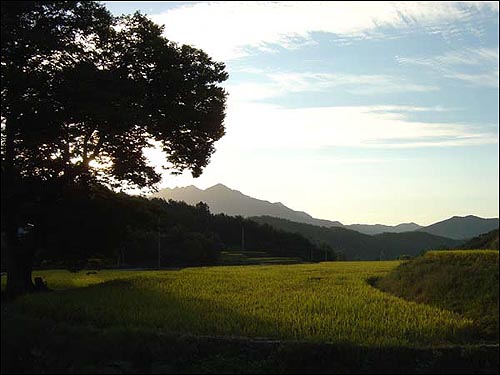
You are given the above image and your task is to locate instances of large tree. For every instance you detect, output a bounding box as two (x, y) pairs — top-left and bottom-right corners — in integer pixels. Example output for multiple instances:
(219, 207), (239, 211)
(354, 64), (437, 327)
(1, 1), (228, 296)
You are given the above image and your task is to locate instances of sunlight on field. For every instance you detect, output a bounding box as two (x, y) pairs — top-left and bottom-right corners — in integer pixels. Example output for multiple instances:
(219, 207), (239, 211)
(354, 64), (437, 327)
(11, 262), (475, 347)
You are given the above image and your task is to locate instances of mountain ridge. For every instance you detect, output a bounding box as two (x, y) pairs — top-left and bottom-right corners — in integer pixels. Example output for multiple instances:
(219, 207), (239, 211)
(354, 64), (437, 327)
(152, 184), (343, 228)
(151, 184), (499, 238)
(417, 215), (500, 240)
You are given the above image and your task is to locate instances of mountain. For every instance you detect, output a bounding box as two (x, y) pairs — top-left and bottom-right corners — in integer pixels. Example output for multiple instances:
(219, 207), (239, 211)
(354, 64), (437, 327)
(250, 216), (463, 260)
(152, 184), (498, 238)
(417, 215), (499, 240)
(153, 184), (419, 233)
(458, 229), (499, 250)
(345, 222), (423, 235)
(152, 184), (343, 227)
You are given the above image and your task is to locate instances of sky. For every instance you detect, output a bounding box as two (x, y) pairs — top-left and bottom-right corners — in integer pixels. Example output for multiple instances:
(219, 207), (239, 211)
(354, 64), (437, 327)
(102, 1), (499, 226)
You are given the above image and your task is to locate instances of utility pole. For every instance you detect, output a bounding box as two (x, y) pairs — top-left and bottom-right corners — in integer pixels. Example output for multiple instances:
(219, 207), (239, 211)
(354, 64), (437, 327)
(158, 216), (161, 270)
(241, 223), (245, 251)
(117, 247), (125, 268)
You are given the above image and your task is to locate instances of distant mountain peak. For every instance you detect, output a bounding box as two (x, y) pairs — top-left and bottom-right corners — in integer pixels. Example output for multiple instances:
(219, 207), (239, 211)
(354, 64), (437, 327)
(451, 214), (480, 219)
(418, 215), (499, 240)
(206, 183), (230, 191)
(171, 184), (201, 191)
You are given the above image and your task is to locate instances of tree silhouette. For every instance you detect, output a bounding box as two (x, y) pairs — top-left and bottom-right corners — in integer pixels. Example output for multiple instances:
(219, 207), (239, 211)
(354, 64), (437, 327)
(1, 1), (228, 296)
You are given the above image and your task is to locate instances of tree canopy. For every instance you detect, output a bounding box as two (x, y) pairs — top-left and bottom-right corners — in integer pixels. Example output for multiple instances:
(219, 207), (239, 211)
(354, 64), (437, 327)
(1, 1), (228, 190)
(1, 1), (228, 295)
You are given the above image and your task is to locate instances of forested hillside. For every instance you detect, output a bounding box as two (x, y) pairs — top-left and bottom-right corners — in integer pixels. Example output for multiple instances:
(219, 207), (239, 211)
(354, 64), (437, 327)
(2, 185), (325, 270)
(458, 229), (499, 250)
(251, 216), (463, 260)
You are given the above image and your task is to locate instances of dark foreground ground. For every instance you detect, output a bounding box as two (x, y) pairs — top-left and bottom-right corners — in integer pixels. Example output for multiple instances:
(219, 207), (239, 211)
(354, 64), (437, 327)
(2, 307), (498, 374)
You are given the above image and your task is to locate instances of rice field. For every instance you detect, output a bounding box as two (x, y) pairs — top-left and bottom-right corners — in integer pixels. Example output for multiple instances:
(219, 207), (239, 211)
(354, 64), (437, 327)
(8, 261), (478, 348)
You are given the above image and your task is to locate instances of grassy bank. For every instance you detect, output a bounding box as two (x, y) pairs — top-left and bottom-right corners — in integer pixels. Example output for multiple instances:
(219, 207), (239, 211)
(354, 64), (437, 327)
(375, 250), (499, 340)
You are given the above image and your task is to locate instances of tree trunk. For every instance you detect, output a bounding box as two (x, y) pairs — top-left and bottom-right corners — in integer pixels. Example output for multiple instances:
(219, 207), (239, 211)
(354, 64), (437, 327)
(3, 114), (35, 297)
(5, 241), (35, 297)
(3, 185), (36, 297)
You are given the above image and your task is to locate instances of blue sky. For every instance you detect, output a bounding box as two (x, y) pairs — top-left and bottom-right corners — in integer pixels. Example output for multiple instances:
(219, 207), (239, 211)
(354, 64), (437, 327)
(103, 1), (499, 225)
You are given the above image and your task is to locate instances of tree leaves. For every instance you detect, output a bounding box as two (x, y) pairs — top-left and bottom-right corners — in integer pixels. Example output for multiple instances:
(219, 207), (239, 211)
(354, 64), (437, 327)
(2, 1), (228, 190)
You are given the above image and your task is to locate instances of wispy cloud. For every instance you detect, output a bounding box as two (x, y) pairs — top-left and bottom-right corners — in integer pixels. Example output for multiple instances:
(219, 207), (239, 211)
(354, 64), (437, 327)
(218, 102), (497, 151)
(150, 2), (498, 60)
(397, 47), (499, 87)
(445, 71), (499, 87)
(226, 71), (438, 102)
(269, 72), (439, 95)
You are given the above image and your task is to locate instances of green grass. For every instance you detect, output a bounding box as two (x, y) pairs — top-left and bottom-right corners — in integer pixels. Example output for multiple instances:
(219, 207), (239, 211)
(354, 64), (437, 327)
(5, 261), (481, 348)
(376, 250), (499, 340)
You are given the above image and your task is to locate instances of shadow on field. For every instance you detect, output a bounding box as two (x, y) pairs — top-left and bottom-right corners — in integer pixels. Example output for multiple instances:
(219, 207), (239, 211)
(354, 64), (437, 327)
(1, 277), (285, 374)
(2, 308), (499, 374)
(6, 277), (280, 335)
(2, 278), (499, 374)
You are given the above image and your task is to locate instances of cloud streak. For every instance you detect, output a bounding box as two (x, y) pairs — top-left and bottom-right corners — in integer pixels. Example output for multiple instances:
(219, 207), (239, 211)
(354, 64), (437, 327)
(226, 71), (439, 102)
(218, 102), (497, 151)
(150, 1), (498, 60)
(397, 47), (499, 87)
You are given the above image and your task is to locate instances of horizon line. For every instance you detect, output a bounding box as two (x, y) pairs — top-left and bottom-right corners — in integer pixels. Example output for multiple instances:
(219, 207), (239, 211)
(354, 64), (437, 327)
(149, 183), (499, 227)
